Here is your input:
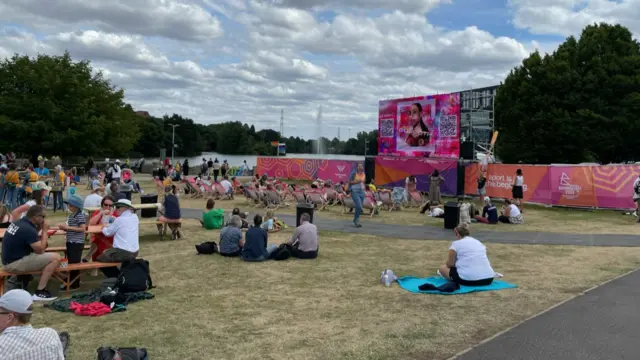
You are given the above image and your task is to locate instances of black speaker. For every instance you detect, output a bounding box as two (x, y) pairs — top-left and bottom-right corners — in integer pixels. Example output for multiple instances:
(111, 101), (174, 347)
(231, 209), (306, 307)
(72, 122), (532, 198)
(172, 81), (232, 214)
(140, 194), (158, 218)
(456, 162), (465, 196)
(460, 141), (475, 160)
(444, 201), (460, 229)
(364, 156), (376, 184)
(296, 203), (314, 226)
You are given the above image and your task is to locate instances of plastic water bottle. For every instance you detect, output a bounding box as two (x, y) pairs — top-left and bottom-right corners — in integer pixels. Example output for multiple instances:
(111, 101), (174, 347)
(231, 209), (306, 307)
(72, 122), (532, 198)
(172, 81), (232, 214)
(383, 273), (391, 287)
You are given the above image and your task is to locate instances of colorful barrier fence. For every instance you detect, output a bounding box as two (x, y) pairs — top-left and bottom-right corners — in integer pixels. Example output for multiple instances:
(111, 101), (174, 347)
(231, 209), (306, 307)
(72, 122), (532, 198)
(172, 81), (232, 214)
(464, 163), (640, 209)
(256, 157), (359, 183)
(375, 157), (458, 195)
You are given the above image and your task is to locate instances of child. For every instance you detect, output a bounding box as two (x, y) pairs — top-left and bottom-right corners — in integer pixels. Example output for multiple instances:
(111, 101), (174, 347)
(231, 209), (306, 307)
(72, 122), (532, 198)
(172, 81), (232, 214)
(261, 209), (281, 232)
(58, 194), (86, 290)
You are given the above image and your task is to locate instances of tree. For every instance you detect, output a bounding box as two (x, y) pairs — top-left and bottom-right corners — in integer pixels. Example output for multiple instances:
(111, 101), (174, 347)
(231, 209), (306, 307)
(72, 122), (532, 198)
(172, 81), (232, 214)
(0, 52), (142, 159)
(495, 23), (640, 164)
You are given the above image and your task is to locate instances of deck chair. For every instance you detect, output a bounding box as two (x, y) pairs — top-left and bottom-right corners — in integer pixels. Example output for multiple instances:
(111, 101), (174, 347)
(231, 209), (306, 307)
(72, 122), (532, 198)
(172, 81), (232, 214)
(325, 188), (338, 205)
(264, 190), (287, 209)
(291, 189), (307, 204)
(407, 191), (424, 207)
(378, 191), (395, 211)
(306, 191), (327, 211)
(245, 188), (261, 205)
(213, 182), (232, 200)
(342, 196), (376, 216)
(200, 182), (217, 198)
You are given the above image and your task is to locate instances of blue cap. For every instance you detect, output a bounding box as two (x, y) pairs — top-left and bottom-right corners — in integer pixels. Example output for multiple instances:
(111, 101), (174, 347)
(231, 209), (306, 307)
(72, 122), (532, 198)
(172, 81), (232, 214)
(64, 194), (84, 210)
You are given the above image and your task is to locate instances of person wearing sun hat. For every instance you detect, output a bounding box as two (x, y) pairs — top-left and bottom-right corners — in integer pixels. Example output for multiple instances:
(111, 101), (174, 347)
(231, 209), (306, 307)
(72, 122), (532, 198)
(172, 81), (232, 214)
(97, 199), (139, 278)
(58, 194), (86, 290)
(0, 289), (66, 358)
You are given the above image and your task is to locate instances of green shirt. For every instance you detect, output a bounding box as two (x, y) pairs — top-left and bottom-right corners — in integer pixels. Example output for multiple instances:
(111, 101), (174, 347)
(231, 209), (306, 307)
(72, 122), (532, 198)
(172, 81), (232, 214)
(202, 208), (224, 230)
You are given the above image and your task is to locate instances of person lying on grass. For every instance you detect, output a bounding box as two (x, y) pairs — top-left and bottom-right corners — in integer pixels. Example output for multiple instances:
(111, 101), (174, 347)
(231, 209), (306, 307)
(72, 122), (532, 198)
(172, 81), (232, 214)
(438, 224), (495, 287)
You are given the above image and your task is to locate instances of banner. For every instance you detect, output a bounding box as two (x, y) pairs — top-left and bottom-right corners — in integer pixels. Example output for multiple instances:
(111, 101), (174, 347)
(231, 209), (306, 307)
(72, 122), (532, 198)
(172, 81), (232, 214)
(464, 163), (640, 209)
(378, 93), (460, 158)
(256, 157), (358, 183)
(375, 157), (458, 195)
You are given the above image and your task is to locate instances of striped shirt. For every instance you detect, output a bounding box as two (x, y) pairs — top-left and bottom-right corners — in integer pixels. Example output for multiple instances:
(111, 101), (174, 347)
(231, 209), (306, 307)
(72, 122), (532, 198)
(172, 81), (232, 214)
(66, 211), (86, 244)
(0, 325), (64, 360)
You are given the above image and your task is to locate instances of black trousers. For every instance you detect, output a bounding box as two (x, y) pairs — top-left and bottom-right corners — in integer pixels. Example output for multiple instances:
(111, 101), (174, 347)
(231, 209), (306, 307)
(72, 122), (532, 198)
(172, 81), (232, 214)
(66, 242), (85, 286)
(213, 169), (220, 182)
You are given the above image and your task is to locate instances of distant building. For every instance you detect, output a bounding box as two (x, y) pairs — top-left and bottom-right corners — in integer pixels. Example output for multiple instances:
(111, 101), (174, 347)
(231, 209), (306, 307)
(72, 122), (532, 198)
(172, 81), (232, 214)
(135, 111), (150, 117)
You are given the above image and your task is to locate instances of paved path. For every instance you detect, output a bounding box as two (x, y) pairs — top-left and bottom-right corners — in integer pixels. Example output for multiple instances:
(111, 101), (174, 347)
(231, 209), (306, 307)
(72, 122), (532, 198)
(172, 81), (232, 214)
(456, 269), (640, 360)
(181, 208), (640, 246)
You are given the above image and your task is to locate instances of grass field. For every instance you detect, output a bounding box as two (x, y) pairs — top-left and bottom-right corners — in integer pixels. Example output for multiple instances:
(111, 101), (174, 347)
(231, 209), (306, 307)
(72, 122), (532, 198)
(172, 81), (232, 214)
(82, 176), (635, 236)
(27, 223), (640, 360)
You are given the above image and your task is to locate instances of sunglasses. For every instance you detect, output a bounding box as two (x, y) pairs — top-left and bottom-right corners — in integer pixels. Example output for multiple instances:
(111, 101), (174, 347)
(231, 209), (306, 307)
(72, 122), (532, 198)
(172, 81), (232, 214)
(103, 203), (114, 208)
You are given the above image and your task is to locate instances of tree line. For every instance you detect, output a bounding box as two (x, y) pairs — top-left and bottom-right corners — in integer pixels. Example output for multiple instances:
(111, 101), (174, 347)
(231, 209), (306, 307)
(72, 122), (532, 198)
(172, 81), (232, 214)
(0, 51), (377, 160)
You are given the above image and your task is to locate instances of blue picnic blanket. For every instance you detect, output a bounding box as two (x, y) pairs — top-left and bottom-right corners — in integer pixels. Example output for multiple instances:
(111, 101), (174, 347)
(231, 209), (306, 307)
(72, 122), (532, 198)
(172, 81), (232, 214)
(397, 276), (517, 295)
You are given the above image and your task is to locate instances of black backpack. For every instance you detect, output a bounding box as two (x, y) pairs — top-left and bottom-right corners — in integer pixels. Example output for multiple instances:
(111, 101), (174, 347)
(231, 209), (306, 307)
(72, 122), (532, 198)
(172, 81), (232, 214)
(116, 259), (153, 293)
(195, 241), (218, 255)
(97, 347), (148, 360)
(270, 243), (292, 261)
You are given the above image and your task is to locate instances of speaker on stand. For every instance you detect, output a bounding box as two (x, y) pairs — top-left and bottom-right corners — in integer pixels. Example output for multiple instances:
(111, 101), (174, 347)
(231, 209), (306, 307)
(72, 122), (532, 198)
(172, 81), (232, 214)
(460, 141), (475, 160)
(364, 156), (376, 184)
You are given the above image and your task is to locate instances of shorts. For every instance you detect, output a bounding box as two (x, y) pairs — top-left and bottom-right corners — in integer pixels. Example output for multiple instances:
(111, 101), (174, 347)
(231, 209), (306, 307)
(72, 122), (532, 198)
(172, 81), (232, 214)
(477, 188), (486, 196)
(449, 267), (493, 287)
(512, 185), (523, 199)
(4, 253), (55, 273)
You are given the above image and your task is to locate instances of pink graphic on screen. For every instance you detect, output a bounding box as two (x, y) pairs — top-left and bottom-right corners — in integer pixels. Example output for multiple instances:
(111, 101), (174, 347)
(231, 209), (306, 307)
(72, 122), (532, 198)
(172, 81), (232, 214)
(378, 93), (460, 158)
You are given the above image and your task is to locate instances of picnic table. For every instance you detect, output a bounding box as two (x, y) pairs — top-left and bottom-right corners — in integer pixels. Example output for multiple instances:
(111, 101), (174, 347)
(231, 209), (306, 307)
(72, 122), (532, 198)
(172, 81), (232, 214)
(84, 202), (161, 213)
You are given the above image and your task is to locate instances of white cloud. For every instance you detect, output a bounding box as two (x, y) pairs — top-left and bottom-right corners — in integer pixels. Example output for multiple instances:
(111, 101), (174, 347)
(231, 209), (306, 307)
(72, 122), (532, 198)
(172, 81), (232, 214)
(273, 0), (449, 13)
(0, 0), (558, 139)
(509, 0), (640, 36)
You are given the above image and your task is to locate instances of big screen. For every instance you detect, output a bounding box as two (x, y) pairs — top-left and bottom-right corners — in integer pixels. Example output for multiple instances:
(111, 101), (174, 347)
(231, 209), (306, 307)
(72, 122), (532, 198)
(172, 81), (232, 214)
(378, 93), (460, 158)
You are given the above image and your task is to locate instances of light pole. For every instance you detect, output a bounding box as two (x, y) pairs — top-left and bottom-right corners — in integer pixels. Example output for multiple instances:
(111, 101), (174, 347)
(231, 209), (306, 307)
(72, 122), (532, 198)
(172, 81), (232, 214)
(170, 124), (179, 164)
(364, 140), (369, 156)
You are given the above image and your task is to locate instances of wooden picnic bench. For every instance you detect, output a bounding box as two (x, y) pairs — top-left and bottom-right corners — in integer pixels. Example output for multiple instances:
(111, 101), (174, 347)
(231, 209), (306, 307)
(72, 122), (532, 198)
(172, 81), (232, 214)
(0, 262), (120, 296)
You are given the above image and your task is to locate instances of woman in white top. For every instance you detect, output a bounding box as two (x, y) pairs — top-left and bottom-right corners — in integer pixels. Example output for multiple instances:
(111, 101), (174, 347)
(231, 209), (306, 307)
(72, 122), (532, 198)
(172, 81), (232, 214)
(499, 199), (524, 224)
(438, 225), (495, 286)
(511, 168), (524, 210)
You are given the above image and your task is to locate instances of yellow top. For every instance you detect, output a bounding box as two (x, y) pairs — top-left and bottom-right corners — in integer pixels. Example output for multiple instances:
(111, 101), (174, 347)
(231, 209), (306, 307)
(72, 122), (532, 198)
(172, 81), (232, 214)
(5, 171), (19, 185)
(163, 178), (172, 187)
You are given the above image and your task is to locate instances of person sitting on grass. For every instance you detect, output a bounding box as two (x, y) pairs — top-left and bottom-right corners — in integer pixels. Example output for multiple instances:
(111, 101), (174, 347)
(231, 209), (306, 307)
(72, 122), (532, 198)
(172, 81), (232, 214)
(229, 208), (249, 228)
(0, 289), (68, 359)
(474, 196), (498, 224)
(83, 195), (116, 263)
(219, 215), (244, 257)
(201, 199), (224, 230)
(438, 224), (495, 286)
(261, 209), (281, 232)
(499, 199), (524, 224)
(285, 213), (318, 259)
(242, 215), (279, 262)
(1, 205), (60, 300)
(56, 195), (86, 290)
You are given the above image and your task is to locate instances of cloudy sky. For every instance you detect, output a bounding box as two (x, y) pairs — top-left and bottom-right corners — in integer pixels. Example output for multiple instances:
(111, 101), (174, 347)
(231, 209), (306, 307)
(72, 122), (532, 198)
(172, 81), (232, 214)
(1, 0), (638, 140)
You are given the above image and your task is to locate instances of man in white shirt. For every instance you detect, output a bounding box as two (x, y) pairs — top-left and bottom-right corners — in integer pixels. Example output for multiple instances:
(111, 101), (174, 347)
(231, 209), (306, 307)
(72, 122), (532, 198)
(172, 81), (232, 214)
(220, 176), (233, 199)
(83, 184), (104, 209)
(97, 199), (139, 277)
(0, 289), (66, 359)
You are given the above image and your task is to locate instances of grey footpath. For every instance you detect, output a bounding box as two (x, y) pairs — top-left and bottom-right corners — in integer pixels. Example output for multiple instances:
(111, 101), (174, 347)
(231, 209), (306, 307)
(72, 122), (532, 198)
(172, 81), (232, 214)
(456, 269), (640, 360)
(181, 208), (640, 247)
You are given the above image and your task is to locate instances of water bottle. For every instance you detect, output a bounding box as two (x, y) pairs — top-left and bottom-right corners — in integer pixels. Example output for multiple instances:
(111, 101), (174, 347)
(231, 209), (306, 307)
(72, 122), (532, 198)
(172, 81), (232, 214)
(102, 214), (111, 226)
(383, 273), (391, 287)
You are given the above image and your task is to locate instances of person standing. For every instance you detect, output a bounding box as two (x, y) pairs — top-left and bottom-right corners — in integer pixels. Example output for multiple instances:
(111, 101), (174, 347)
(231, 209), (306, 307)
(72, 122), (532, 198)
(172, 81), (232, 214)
(428, 170), (445, 204)
(111, 160), (122, 184)
(348, 163), (366, 228)
(57, 195), (86, 290)
(633, 174), (640, 223)
(212, 158), (221, 182)
(221, 160), (229, 179)
(182, 159), (189, 176)
(511, 169), (524, 211)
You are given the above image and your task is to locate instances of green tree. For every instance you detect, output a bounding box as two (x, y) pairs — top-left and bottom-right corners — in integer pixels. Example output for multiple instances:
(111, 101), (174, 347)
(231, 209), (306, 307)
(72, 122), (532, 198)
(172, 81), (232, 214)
(496, 23), (640, 164)
(0, 52), (142, 158)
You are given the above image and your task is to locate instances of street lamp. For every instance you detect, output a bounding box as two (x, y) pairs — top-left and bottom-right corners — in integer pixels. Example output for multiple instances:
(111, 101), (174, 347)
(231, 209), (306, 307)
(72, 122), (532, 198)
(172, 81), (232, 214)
(170, 124), (179, 164)
(364, 139), (369, 156)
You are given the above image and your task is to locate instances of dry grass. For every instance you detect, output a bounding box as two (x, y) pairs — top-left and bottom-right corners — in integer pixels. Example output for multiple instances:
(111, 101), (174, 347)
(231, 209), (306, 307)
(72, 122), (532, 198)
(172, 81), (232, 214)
(26, 223), (640, 360)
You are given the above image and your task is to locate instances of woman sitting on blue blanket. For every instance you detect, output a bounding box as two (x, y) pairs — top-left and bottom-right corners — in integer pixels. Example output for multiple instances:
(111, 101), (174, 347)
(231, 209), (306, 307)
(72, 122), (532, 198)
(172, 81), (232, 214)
(438, 224), (495, 286)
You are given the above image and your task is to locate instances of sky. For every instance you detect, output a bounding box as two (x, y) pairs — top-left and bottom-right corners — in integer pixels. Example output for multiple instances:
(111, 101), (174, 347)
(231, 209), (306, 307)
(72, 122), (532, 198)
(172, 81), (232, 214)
(0, 0), (639, 140)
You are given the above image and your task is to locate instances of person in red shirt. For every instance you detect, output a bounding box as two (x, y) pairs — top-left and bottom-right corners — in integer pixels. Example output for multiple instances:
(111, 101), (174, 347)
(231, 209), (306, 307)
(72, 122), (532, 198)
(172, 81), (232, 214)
(163, 157), (170, 168)
(82, 196), (118, 262)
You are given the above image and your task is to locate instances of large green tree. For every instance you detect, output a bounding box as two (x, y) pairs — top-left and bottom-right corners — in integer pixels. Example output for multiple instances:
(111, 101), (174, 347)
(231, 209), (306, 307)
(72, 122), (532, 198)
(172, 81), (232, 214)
(495, 23), (640, 164)
(0, 52), (142, 159)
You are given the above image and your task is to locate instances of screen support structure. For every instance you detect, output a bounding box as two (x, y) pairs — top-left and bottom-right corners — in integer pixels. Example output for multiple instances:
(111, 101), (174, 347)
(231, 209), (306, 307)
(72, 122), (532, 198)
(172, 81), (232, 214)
(459, 87), (496, 159)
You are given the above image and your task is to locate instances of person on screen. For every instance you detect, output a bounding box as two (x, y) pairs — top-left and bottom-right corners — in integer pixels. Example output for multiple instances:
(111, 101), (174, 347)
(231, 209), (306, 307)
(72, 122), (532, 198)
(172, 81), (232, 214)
(405, 103), (430, 147)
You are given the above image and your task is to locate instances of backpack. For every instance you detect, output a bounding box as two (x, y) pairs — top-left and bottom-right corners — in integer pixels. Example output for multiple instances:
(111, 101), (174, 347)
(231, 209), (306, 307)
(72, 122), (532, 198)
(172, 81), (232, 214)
(195, 241), (218, 255)
(270, 243), (292, 261)
(97, 347), (148, 360)
(116, 259), (153, 293)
